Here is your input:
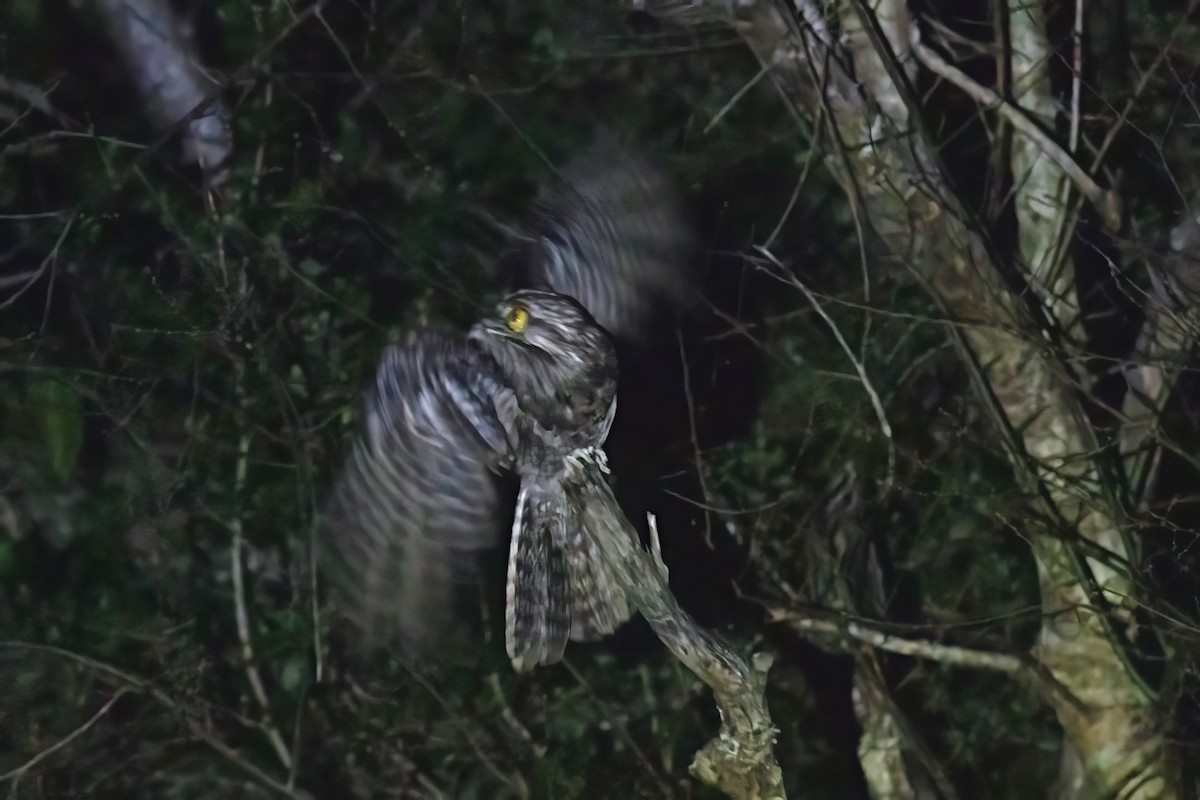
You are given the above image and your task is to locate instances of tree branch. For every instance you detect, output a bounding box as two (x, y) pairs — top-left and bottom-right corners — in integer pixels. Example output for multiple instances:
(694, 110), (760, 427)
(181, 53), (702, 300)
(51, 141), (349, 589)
(910, 27), (1121, 233)
(93, 0), (233, 186)
(771, 609), (1023, 672)
(566, 454), (784, 800)
(629, 0), (1181, 796)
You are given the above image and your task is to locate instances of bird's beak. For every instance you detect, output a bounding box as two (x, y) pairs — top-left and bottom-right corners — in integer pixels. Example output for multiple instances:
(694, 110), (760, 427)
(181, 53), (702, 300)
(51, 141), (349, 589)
(470, 317), (518, 342)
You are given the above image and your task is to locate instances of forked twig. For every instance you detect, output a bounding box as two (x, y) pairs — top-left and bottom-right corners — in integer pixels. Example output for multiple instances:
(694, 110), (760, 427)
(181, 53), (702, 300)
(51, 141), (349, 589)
(754, 246), (896, 496)
(910, 26), (1121, 230)
(0, 688), (131, 784)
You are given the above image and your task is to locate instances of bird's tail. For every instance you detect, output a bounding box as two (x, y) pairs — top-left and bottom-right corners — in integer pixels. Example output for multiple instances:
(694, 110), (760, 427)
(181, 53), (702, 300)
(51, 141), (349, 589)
(506, 469), (635, 671)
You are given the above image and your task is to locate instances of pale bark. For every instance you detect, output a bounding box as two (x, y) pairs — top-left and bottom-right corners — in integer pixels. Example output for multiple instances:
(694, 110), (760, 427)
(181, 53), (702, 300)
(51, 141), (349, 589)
(853, 664), (922, 800)
(1004, 5), (1174, 796)
(632, 0), (1182, 796)
(567, 454), (785, 800)
(93, 0), (232, 186)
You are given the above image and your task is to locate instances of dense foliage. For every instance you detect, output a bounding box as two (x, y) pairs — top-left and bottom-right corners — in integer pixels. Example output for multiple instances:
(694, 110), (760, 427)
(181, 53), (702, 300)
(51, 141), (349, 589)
(2, 1), (1197, 798)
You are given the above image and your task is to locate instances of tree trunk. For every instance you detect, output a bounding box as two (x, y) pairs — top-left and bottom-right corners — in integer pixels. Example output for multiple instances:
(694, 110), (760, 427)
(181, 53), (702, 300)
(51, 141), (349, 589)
(632, 0), (1183, 795)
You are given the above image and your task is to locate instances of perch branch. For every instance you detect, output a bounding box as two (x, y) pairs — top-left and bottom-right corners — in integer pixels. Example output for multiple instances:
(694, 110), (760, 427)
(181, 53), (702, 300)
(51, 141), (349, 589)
(566, 454), (784, 800)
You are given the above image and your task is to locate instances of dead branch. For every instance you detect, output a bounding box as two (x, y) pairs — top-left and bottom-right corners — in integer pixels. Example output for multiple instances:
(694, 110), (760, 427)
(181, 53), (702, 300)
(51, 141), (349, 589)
(770, 609), (1022, 673)
(566, 454), (784, 800)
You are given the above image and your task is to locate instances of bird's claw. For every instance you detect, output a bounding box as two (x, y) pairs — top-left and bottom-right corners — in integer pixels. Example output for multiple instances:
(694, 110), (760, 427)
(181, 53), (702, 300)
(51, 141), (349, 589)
(566, 446), (610, 479)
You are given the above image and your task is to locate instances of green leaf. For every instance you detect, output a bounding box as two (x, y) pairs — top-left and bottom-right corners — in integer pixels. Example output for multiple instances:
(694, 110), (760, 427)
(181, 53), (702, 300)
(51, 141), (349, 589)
(298, 257), (326, 278)
(28, 376), (84, 483)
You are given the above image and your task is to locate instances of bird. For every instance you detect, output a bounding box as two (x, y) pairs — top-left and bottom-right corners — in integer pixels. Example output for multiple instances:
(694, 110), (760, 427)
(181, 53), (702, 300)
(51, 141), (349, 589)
(321, 144), (693, 670)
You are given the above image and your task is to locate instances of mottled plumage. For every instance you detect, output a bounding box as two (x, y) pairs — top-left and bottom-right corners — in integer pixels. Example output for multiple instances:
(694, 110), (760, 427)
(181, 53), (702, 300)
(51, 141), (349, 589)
(473, 290), (621, 668)
(323, 145), (691, 670)
(322, 331), (517, 646)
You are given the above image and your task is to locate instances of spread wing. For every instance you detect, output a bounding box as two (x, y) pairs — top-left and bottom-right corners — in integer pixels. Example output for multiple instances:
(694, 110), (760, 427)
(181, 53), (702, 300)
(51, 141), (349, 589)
(528, 143), (695, 340)
(322, 330), (518, 651)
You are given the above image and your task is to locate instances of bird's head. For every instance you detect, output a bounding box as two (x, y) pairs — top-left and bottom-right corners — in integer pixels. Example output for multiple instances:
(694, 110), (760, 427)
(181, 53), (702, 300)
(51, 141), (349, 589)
(471, 289), (610, 366)
(470, 289), (617, 420)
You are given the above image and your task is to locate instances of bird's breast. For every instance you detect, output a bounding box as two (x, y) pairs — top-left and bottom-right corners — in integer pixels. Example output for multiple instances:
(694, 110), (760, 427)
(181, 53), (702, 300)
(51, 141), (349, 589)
(514, 412), (603, 474)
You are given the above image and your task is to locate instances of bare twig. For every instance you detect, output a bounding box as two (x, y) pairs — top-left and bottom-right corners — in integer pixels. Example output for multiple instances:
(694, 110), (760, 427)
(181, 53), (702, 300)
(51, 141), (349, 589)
(754, 246), (895, 495)
(1045, 21), (1181, 280)
(227, 433), (294, 773)
(486, 673), (536, 751)
(562, 659), (673, 798)
(1087, 21), (1183, 179)
(0, 76), (71, 126)
(400, 665), (530, 798)
(676, 327), (715, 547)
(0, 642), (305, 798)
(704, 59), (774, 134)
(309, 519), (325, 684)
(0, 214), (75, 310)
(911, 26), (1121, 231)
(1068, 0), (1084, 153)
(467, 75), (557, 173)
(763, 104), (823, 249)
(225, 336), (293, 775)
(0, 688), (131, 784)
(0, 269), (44, 290)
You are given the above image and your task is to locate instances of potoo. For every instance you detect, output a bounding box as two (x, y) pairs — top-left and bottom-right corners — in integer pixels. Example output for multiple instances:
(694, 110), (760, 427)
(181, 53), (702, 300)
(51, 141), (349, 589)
(322, 144), (693, 670)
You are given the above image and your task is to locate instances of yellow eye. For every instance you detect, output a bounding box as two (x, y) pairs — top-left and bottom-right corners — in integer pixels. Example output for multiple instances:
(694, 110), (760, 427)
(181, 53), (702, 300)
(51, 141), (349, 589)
(505, 306), (529, 333)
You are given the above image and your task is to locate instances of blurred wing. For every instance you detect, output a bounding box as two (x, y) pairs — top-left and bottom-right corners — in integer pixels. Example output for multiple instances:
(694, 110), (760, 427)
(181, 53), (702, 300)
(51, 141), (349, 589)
(323, 330), (518, 650)
(529, 143), (695, 340)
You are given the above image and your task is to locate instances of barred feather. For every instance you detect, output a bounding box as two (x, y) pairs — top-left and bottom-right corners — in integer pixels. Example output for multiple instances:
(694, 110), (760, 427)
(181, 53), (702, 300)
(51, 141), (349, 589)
(564, 457), (635, 642)
(530, 143), (694, 340)
(566, 526), (633, 642)
(506, 484), (571, 671)
(322, 330), (517, 650)
(325, 145), (691, 669)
